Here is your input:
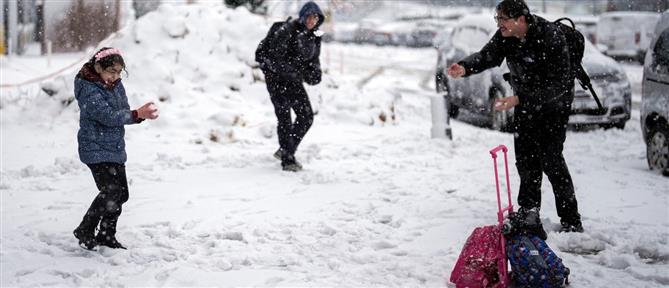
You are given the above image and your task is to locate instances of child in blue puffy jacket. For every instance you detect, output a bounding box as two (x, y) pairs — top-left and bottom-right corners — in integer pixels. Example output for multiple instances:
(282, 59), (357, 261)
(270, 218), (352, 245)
(73, 47), (158, 250)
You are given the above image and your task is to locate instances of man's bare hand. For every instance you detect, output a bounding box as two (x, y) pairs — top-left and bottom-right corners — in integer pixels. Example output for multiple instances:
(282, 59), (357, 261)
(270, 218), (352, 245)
(447, 63), (466, 79)
(494, 96), (519, 111)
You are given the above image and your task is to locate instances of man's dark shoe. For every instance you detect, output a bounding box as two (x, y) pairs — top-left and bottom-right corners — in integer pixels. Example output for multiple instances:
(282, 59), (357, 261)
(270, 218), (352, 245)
(560, 221), (584, 233)
(95, 233), (127, 249)
(73, 228), (97, 250)
(528, 220), (548, 240)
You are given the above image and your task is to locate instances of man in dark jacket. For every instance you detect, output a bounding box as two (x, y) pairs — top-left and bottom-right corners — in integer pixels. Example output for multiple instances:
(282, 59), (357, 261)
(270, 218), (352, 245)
(448, 0), (583, 233)
(257, 1), (324, 172)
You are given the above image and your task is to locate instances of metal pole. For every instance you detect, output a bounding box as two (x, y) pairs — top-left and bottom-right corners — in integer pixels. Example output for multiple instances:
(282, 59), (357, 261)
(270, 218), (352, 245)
(114, 0), (121, 31)
(46, 39), (51, 67)
(430, 94), (452, 140)
(0, 0), (5, 54)
(36, 0), (45, 54)
(8, 0), (18, 55)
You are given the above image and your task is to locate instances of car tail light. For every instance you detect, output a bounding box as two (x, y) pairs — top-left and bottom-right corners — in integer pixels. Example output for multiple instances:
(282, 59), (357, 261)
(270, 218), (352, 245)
(635, 32), (641, 44)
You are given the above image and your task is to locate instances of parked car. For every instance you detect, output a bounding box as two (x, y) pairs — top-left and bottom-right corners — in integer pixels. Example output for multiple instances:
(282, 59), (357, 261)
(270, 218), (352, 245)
(435, 14), (514, 131)
(641, 11), (669, 176)
(570, 38), (632, 129)
(596, 11), (660, 63)
(435, 14), (632, 131)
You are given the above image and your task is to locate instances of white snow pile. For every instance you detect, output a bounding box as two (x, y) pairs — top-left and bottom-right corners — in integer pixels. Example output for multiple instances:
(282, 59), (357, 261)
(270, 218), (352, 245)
(3, 3), (405, 138)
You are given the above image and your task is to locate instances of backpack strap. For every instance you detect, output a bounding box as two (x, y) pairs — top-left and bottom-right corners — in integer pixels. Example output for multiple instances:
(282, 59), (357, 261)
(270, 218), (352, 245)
(555, 17), (605, 112)
(554, 17), (576, 29)
(575, 65), (604, 111)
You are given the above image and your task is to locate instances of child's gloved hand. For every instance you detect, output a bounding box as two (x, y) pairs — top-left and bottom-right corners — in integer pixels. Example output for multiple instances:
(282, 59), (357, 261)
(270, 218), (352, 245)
(137, 102), (159, 120)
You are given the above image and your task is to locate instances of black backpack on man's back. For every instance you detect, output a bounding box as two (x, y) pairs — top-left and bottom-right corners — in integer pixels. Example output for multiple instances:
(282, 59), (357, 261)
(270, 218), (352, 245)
(255, 17), (292, 70)
(554, 17), (604, 111)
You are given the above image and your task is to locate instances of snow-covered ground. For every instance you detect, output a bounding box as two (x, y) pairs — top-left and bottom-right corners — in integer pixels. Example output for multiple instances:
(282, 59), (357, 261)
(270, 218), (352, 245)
(1, 3), (667, 287)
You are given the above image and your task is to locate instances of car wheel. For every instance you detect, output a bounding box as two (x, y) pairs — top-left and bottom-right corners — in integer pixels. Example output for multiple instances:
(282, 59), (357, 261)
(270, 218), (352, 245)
(437, 75), (459, 119)
(614, 121), (626, 130)
(435, 72), (446, 93)
(647, 124), (669, 176)
(447, 94), (459, 119)
(601, 121), (626, 130)
(489, 87), (509, 132)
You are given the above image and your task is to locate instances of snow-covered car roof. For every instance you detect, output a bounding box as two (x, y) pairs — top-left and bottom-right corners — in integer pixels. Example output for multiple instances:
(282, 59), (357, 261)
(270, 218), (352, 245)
(599, 11), (661, 19)
(654, 10), (669, 35)
(536, 13), (598, 25)
(453, 13), (498, 34)
(569, 15), (598, 24)
(375, 21), (417, 34)
(597, 11), (660, 28)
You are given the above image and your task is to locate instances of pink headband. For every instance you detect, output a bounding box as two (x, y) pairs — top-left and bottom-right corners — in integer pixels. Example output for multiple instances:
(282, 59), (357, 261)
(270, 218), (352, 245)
(95, 48), (122, 61)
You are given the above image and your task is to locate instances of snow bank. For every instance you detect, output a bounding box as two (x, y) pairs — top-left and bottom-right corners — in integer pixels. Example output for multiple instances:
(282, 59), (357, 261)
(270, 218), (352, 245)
(3, 2), (409, 140)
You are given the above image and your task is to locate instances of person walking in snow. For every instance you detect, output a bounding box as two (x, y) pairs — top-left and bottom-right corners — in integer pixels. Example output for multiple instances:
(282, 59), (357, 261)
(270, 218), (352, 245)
(72, 47), (159, 250)
(256, 1), (324, 172)
(448, 0), (584, 233)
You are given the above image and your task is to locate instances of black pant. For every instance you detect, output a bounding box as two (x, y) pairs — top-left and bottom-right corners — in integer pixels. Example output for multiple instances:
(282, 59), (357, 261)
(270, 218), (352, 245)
(514, 107), (581, 225)
(78, 162), (129, 236)
(265, 73), (314, 163)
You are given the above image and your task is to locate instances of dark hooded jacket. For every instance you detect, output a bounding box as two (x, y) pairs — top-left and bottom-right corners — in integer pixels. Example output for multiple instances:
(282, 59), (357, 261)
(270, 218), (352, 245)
(261, 1), (324, 85)
(458, 15), (573, 112)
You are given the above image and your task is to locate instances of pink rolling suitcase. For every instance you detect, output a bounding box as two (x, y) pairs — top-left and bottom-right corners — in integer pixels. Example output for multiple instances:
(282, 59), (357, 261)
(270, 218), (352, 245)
(449, 145), (513, 288)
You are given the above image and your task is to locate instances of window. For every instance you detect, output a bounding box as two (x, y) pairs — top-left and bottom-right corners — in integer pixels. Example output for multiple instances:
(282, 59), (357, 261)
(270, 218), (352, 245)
(653, 28), (669, 67)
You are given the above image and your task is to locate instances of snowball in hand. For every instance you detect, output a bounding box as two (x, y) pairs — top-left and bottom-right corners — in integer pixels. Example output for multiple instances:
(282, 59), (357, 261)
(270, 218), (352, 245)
(149, 103), (159, 117)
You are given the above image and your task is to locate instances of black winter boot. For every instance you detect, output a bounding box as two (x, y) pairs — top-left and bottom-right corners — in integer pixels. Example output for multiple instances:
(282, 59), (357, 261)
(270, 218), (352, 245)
(73, 214), (99, 250)
(559, 219), (584, 233)
(273, 148), (283, 160)
(96, 217), (127, 249)
(281, 154), (303, 172)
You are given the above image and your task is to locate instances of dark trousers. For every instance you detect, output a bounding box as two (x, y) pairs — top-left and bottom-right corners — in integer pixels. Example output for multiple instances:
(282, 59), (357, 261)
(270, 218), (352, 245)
(77, 162), (129, 236)
(265, 73), (314, 162)
(514, 108), (581, 225)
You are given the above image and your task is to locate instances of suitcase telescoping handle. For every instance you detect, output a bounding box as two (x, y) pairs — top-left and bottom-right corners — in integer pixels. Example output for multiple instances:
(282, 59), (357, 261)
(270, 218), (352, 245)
(489, 145), (514, 224)
(490, 144), (513, 288)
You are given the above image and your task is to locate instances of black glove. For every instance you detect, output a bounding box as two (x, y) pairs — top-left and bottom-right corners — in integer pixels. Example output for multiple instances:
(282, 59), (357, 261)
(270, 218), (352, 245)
(303, 63), (321, 85)
(304, 69), (321, 85)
